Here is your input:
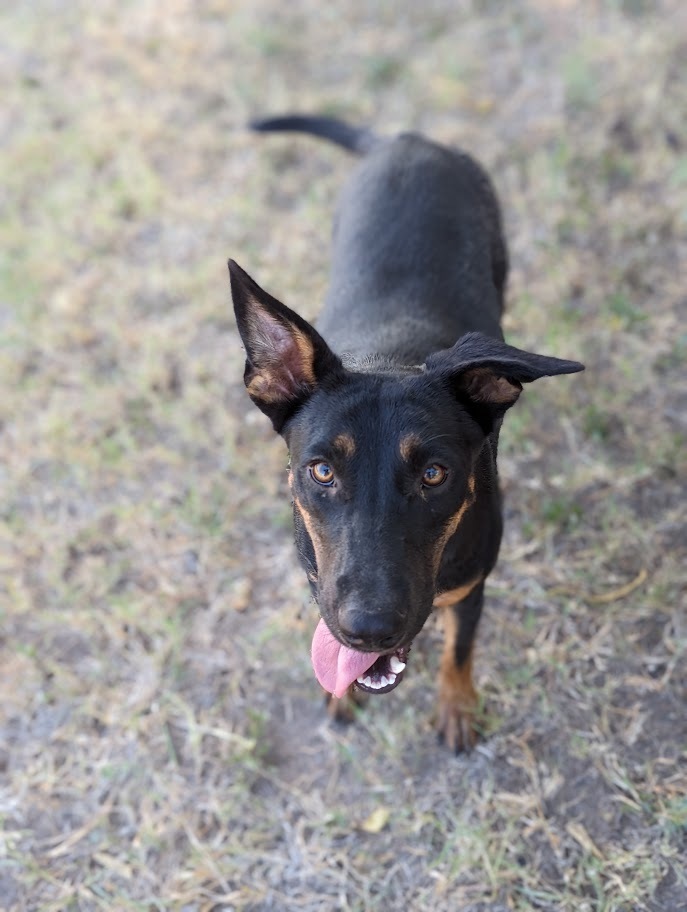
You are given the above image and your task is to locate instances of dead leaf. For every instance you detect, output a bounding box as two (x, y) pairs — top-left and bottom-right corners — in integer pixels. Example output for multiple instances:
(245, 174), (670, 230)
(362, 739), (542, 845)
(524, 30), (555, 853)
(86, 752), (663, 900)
(360, 807), (390, 834)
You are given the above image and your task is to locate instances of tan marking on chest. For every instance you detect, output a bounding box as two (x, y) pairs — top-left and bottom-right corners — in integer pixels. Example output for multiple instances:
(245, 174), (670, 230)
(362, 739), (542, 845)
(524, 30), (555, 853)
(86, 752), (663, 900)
(433, 574), (483, 609)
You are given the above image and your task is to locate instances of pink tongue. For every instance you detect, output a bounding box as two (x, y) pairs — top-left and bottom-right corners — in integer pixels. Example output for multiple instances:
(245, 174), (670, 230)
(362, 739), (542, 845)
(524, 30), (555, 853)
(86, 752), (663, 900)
(311, 618), (380, 699)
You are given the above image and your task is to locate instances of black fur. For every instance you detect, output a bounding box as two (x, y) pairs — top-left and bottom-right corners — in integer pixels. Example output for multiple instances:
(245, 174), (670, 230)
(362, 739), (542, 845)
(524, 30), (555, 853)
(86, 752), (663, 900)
(229, 115), (583, 749)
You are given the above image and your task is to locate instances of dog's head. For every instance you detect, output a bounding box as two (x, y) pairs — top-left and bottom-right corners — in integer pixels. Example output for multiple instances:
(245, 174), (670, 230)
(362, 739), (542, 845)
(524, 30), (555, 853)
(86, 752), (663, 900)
(229, 260), (583, 696)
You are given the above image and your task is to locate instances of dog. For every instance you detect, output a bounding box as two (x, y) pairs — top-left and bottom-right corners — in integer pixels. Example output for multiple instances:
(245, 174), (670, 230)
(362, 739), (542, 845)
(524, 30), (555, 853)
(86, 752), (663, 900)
(228, 115), (584, 752)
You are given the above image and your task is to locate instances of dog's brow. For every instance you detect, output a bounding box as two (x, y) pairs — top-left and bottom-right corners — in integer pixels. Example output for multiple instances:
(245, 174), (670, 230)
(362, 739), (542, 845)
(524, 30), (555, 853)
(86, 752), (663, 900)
(399, 433), (422, 461)
(332, 433), (356, 458)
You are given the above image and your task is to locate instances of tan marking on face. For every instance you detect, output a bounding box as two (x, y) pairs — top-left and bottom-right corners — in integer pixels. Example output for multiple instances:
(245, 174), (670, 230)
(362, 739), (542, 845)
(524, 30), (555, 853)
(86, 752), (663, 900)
(293, 496), (329, 570)
(432, 475), (477, 575)
(399, 433), (422, 462)
(433, 574), (483, 609)
(332, 433), (356, 458)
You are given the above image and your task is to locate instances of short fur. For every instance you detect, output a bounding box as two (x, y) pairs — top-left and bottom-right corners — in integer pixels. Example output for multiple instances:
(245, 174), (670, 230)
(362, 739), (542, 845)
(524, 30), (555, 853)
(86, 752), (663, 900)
(229, 116), (583, 752)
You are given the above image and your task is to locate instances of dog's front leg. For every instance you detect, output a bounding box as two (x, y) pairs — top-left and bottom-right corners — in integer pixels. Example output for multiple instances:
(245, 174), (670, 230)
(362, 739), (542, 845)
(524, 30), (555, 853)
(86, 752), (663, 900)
(325, 685), (369, 724)
(436, 579), (484, 753)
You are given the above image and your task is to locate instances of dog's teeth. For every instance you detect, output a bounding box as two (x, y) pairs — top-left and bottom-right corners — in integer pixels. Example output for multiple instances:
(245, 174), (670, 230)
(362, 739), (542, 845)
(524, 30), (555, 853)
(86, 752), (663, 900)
(357, 672), (399, 690)
(390, 656), (406, 674)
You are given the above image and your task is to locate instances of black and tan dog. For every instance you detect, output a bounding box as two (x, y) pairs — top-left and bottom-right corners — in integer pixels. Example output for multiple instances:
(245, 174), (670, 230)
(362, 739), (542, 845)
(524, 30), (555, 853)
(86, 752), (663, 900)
(229, 115), (583, 752)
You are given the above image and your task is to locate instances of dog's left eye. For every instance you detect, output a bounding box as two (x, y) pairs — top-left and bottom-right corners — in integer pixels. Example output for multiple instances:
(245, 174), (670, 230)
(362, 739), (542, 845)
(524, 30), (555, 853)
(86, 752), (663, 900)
(422, 464), (448, 487)
(310, 462), (335, 485)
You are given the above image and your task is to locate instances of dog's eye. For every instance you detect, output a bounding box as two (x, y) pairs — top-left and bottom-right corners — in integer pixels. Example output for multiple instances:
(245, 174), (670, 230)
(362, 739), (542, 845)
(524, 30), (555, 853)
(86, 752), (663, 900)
(310, 461), (335, 486)
(422, 464), (448, 487)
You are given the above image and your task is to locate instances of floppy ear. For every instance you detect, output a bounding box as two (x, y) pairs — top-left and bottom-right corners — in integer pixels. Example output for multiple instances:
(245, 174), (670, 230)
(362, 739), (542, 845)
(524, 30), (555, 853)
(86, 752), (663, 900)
(426, 332), (584, 429)
(229, 260), (343, 432)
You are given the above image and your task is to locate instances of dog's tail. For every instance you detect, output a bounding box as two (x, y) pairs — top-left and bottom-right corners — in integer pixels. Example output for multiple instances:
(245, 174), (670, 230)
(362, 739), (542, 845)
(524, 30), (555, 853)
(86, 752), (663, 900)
(250, 114), (381, 155)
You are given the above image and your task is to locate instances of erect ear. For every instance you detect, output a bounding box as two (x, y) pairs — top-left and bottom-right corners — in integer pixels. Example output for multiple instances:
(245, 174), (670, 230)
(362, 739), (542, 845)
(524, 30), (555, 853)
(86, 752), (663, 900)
(228, 260), (343, 432)
(425, 332), (584, 428)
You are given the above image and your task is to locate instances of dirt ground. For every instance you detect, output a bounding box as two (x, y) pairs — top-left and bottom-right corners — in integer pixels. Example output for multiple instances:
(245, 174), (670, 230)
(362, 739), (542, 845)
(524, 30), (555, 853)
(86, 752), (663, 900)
(1, 1), (686, 910)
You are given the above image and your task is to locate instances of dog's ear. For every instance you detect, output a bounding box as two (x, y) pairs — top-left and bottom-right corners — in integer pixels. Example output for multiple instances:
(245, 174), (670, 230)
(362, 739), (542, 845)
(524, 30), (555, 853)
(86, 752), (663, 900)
(229, 260), (343, 432)
(426, 332), (584, 429)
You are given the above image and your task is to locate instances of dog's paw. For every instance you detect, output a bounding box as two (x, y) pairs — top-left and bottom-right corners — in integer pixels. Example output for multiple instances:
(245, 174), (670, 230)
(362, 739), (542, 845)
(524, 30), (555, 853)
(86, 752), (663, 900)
(325, 685), (368, 725)
(436, 683), (480, 754)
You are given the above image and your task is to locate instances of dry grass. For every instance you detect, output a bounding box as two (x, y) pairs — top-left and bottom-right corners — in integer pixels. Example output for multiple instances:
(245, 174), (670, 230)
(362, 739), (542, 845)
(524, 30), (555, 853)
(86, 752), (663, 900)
(1, 1), (686, 910)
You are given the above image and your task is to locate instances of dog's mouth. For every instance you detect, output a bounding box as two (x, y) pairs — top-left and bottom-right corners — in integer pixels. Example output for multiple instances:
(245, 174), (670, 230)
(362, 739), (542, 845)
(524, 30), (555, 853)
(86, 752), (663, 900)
(353, 647), (409, 694)
(311, 618), (411, 699)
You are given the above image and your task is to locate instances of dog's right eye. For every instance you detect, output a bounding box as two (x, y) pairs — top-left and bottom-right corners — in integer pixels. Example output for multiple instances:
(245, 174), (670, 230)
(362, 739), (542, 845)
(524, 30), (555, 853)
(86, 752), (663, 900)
(310, 462), (335, 486)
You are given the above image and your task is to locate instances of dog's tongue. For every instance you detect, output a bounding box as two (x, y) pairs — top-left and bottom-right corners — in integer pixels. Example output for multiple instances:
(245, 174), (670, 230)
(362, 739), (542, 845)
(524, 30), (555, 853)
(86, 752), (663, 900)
(311, 618), (379, 699)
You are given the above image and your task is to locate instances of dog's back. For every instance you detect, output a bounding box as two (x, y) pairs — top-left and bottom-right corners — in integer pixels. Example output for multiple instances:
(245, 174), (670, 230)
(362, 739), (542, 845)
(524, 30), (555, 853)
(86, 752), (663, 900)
(252, 117), (507, 364)
(322, 134), (507, 363)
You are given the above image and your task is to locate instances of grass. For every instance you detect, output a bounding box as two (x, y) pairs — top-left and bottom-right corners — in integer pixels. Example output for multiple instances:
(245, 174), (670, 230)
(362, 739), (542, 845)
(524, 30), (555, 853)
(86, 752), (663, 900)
(1, 1), (686, 910)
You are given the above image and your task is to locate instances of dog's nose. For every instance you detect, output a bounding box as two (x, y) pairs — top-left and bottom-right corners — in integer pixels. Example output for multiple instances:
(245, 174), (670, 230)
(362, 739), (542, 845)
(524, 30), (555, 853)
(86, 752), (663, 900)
(338, 603), (403, 652)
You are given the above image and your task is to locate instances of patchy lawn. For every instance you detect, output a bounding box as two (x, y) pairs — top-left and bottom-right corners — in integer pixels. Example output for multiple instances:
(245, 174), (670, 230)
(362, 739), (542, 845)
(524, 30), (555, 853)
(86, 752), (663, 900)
(1, 1), (685, 910)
